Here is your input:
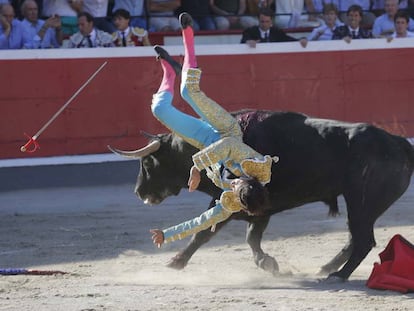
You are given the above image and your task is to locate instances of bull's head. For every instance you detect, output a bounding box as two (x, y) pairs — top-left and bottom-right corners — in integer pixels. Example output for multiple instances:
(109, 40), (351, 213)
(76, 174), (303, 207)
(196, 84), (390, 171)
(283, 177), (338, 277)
(108, 133), (196, 205)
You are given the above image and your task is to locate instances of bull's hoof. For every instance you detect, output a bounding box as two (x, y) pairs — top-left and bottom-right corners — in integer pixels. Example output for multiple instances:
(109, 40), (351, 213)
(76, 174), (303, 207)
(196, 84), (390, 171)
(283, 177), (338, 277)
(324, 272), (347, 283)
(166, 255), (188, 270)
(317, 264), (336, 276)
(256, 253), (279, 275)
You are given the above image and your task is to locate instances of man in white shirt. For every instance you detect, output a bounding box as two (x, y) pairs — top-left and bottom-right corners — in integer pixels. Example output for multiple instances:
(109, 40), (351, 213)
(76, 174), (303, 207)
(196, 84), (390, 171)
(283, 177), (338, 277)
(387, 9), (414, 41)
(67, 11), (113, 47)
(372, 0), (414, 37)
(300, 3), (343, 47)
(20, 0), (62, 48)
(0, 3), (26, 49)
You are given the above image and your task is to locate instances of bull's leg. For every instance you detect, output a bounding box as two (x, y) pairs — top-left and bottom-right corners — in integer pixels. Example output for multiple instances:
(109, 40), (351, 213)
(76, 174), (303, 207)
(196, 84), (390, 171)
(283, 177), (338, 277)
(327, 221), (375, 281)
(326, 166), (380, 280)
(326, 178), (377, 280)
(328, 158), (411, 281)
(246, 216), (279, 275)
(318, 238), (353, 275)
(167, 220), (229, 269)
(327, 136), (414, 281)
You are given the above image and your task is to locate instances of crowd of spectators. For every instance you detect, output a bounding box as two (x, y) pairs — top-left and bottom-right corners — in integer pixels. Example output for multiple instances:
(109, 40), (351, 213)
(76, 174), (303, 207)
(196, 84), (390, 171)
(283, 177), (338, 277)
(1, 0), (414, 49)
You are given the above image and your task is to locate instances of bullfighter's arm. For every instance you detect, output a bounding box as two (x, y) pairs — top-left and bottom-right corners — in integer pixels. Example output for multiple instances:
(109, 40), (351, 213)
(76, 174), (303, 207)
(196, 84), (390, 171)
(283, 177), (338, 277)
(162, 204), (233, 243)
(161, 191), (243, 244)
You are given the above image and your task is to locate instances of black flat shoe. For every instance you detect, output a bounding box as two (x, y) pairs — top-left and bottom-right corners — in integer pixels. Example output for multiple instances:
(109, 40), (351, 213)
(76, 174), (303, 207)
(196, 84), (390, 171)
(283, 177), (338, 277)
(154, 45), (182, 75)
(179, 12), (193, 29)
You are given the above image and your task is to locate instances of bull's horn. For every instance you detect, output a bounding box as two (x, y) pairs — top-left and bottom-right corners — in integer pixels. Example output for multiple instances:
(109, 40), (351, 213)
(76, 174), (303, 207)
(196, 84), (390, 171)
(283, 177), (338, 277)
(140, 130), (158, 140)
(107, 140), (161, 159)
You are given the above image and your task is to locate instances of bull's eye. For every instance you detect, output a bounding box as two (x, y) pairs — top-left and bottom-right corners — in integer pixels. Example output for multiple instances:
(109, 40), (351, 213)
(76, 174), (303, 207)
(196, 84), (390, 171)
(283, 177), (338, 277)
(141, 155), (159, 179)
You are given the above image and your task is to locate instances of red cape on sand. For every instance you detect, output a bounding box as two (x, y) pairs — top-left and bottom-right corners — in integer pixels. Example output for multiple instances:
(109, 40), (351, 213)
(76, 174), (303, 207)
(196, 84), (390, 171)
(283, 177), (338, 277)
(367, 234), (414, 293)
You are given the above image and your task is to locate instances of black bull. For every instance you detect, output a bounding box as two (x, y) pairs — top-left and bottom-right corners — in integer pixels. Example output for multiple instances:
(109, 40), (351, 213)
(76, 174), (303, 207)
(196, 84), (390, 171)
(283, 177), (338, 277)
(110, 110), (414, 280)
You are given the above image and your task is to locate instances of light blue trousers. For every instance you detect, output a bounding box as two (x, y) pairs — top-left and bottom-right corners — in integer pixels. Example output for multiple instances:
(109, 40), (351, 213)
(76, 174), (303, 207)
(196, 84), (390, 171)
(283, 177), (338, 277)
(151, 69), (241, 150)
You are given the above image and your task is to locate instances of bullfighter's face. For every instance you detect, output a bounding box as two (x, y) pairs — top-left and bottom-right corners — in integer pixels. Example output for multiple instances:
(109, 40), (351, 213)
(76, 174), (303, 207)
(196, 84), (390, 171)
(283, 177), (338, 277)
(230, 178), (255, 215)
(230, 178), (245, 194)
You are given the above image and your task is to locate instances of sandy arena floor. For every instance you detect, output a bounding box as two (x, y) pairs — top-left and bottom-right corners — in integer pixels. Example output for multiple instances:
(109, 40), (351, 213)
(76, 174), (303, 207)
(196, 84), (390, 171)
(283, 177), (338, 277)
(0, 179), (413, 310)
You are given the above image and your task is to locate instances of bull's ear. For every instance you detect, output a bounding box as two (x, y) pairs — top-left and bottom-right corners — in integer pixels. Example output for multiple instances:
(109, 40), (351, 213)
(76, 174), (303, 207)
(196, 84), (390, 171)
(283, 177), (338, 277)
(140, 130), (158, 140)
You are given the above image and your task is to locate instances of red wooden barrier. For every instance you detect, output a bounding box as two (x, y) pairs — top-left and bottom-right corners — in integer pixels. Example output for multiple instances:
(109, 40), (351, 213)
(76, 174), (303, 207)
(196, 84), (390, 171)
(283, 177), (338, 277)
(1, 40), (413, 159)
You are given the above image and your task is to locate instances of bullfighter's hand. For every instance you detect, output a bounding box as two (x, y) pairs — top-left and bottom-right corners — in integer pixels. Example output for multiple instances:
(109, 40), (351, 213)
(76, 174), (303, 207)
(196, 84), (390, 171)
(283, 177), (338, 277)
(188, 166), (200, 192)
(150, 229), (164, 248)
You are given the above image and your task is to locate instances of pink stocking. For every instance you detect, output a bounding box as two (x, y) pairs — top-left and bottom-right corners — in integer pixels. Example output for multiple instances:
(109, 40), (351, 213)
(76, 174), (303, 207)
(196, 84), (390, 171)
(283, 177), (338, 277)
(157, 59), (176, 94)
(182, 27), (197, 71)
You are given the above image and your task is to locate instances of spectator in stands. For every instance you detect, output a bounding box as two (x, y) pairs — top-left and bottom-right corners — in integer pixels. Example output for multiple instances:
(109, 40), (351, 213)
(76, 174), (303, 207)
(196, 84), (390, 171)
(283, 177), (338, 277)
(372, 0), (414, 37)
(147, 0), (181, 32)
(11, 0), (42, 19)
(300, 3), (343, 47)
(20, 0), (62, 48)
(0, 3), (25, 49)
(83, 0), (115, 33)
(371, 0), (383, 15)
(178, 0), (216, 30)
(246, 0), (273, 17)
(209, 0), (257, 30)
(66, 11), (114, 47)
(112, 8), (150, 46)
(272, 0), (320, 28)
(409, 1), (414, 20)
(400, 0), (409, 8)
(42, 0), (82, 36)
(372, 0), (409, 11)
(304, 0), (340, 22)
(332, 4), (372, 42)
(337, 1), (376, 26)
(387, 9), (414, 40)
(112, 0), (147, 29)
(241, 7), (297, 47)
